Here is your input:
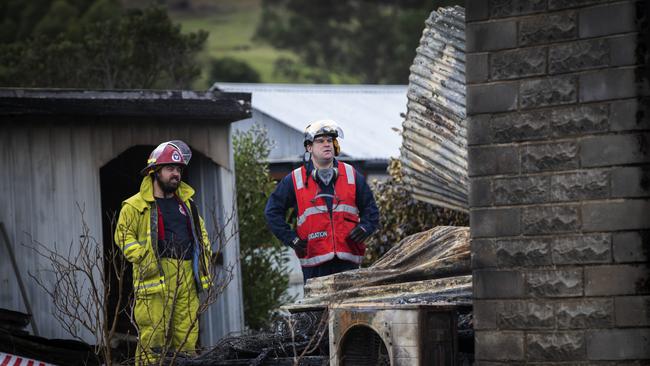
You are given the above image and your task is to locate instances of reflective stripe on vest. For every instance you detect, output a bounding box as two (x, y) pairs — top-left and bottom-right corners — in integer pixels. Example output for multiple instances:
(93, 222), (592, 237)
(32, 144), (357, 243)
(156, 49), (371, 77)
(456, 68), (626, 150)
(343, 162), (355, 185)
(299, 252), (364, 266)
(299, 252), (335, 267)
(297, 205), (328, 227)
(335, 252), (364, 264)
(293, 168), (304, 190)
(333, 204), (359, 216)
(297, 204), (358, 228)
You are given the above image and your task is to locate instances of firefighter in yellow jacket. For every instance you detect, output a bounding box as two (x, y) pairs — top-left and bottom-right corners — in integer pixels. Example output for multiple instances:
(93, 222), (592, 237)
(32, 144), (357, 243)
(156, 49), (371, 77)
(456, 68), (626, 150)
(114, 140), (212, 364)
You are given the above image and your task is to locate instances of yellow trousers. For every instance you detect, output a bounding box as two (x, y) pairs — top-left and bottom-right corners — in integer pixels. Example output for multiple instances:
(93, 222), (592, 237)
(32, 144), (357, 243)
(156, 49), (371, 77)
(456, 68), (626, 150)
(134, 259), (199, 365)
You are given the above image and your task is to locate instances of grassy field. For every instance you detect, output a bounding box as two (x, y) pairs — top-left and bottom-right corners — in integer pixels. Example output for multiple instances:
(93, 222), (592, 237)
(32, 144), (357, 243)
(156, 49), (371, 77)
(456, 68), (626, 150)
(170, 0), (298, 89)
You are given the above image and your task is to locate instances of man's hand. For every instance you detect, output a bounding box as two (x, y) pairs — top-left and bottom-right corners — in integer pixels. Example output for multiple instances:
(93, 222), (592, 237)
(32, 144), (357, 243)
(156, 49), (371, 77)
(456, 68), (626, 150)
(347, 225), (369, 242)
(288, 237), (308, 257)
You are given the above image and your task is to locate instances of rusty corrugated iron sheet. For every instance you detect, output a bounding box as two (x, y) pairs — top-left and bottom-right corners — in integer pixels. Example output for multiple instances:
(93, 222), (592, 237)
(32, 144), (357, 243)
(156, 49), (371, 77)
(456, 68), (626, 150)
(400, 6), (468, 212)
(287, 226), (471, 308)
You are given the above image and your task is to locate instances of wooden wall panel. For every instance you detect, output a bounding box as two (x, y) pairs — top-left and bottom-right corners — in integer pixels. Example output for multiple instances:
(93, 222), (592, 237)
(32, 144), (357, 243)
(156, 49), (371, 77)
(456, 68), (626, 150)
(216, 164), (244, 337)
(0, 128), (19, 312)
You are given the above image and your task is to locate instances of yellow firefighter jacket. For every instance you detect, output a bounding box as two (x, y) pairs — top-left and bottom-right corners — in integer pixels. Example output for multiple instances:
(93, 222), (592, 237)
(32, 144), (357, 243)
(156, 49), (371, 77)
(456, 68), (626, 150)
(114, 176), (212, 295)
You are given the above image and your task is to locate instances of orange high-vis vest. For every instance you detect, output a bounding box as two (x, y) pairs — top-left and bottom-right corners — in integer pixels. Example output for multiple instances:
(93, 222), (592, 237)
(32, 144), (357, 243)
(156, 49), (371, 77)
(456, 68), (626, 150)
(291, 163), (364, 267)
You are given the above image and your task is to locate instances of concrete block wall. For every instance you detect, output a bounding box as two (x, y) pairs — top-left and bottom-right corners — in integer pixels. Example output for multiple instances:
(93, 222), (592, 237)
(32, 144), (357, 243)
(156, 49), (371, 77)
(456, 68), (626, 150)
(466, 0), (649, 363)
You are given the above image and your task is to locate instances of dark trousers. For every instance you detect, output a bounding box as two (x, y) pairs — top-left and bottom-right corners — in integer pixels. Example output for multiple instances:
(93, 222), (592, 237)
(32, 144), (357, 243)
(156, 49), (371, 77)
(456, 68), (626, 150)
(302, 257), (359, 283)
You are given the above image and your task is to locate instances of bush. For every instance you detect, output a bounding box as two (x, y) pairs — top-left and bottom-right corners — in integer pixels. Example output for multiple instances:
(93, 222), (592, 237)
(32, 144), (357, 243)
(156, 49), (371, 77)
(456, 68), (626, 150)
(233, 125), (293, 330)
(0, 5), (207, 89)
(209, 57), (261, 83)
(365, 158), (469, 264)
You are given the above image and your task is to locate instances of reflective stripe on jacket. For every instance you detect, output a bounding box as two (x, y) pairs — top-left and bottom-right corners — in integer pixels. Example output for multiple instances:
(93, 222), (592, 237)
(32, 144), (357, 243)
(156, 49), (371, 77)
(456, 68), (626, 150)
(114, 176), (212, 295)
(292, 162), (364, 267)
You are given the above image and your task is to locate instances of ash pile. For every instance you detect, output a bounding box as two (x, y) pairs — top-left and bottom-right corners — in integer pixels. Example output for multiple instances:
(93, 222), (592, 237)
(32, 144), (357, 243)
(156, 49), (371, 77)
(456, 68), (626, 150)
(174, 226), (472, 365)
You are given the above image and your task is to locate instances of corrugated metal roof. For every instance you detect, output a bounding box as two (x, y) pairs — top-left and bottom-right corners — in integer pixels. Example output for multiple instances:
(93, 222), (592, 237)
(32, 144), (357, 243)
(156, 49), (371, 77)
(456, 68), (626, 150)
(401, 6), (468, 212)
(213, 83), (407, 160)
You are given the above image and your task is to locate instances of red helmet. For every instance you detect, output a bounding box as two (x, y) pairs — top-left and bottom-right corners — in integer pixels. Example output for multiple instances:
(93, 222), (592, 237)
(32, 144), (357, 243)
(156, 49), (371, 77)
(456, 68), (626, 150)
(141, 140), (192, 176)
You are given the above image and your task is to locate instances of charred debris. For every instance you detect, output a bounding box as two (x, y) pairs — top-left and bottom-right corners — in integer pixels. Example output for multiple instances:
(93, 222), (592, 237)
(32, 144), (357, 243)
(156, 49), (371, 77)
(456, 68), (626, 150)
(173, 226), (473, 365)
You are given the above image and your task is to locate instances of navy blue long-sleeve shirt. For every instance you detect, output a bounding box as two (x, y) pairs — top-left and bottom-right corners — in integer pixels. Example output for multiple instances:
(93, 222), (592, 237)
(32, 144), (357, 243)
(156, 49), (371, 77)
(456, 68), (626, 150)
(264, 160), (379, 246)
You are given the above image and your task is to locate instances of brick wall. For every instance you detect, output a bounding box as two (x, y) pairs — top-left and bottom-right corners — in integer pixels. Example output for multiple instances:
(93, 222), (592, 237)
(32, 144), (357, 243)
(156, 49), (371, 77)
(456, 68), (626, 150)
(466, 0), (649, 363)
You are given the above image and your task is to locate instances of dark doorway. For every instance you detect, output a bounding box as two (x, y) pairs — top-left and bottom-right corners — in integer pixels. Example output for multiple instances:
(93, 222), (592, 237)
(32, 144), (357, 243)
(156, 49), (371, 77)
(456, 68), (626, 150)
(99, 144), (206, 338)
(100, 145), (153, 338)
(340, 325), (390, 366)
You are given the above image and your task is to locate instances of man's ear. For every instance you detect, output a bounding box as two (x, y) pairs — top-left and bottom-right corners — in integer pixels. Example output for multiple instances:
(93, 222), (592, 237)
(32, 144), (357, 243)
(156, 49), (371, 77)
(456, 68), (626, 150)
(306, 145), (313, 153)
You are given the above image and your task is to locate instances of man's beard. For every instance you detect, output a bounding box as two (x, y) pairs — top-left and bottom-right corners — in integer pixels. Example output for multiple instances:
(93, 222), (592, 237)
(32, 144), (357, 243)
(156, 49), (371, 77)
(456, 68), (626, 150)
(155, 174), (180, 194)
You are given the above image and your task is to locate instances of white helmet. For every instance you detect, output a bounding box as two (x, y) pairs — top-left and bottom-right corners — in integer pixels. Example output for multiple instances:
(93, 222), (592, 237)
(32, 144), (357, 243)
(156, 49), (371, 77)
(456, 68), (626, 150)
(303, 119), (344, 146)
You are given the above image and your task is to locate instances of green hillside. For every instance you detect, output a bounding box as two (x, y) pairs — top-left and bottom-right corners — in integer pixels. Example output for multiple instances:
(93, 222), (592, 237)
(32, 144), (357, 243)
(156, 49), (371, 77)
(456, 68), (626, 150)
(169, 0), (298, 88)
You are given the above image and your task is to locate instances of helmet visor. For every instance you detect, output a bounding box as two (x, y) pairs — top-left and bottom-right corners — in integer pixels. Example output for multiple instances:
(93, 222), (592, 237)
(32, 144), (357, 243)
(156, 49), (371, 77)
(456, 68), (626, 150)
(315, 125), (343, 139)
(168, 140), (192, 164)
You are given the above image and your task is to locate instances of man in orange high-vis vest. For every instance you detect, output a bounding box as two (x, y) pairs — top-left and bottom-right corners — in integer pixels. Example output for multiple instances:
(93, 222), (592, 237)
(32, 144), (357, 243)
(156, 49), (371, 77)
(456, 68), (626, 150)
(264, 120), (379, 282)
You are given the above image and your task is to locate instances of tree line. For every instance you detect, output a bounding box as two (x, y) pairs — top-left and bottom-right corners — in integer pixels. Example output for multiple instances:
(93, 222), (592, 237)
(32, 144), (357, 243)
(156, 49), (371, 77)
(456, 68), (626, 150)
(0, 0), (463, 87)
(0, 0), (207, 89)
(255, 0), (463, 84)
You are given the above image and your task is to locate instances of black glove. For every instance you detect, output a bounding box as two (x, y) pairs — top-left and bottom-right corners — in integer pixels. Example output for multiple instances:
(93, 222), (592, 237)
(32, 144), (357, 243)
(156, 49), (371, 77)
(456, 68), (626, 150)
(347, 225), (369, 242)
(288, 237), (308, 257)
